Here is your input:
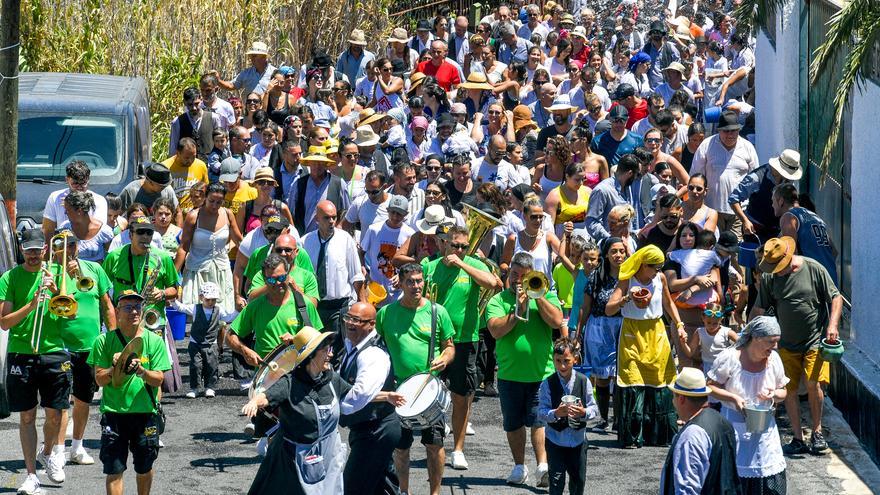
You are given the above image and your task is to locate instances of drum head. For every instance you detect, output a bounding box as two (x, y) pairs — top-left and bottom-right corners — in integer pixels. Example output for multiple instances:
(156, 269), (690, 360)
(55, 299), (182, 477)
(111, 336), (144, 387)
(395, 373), (439, 417)
(249, 343), (298, 399)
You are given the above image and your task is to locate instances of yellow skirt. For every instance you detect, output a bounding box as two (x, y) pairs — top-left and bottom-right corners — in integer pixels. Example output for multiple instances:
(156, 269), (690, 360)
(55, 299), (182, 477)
(616, 317), (676, 388)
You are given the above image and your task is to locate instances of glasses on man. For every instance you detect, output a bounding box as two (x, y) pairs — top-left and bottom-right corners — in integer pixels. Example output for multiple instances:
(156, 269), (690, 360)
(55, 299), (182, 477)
(449, 242), (469, 250)
(611, 117), (627, 124)
(274, 247), (294, 254)
(265, 273), (289, 285)
(255, 180), (275, 186)
(343, 314), (373, 325)
(120, 303), (143, 313)
(264, 227), (282, 236)
(133, 228), (153, 236)
(366, 188), (383, 196)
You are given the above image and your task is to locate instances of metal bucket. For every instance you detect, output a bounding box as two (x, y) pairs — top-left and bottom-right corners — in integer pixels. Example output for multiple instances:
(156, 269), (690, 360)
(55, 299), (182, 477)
(744, 404), (774, 434)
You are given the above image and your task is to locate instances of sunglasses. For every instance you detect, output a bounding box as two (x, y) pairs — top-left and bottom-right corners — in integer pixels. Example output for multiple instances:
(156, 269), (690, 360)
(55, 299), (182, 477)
(425, 165), (441, 172)
(255, 180), (275, 186)
(703, 309), (724, 318)
(274, 247), (294, 254)
(343, 153), (358, 159)
(366, 189), (383, 196)
(120, 303), (143, 313)
(134, 229), (153, 236)
(529, 214), (543, 220)
(645, 138), (662, 144)
(449, 242), (469, 250)
(611, 118), (627, 123)
(381, 67), (392, 72)
(265, 273), (289, 285)
(264, 227), (282, 236)
(426, 189), (443, 196)
(688, 185), (705, 192)
(588, 105), (602, 113)
(246, 99), (261, 104)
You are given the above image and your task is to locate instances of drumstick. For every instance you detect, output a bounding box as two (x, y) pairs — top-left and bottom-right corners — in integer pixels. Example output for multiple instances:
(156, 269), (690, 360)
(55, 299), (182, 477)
(411, 373), (434, 404)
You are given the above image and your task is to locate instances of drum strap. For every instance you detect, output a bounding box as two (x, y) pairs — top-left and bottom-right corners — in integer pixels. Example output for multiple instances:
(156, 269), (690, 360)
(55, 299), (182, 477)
(427, 303), (437, 368)
(292, 289), (311, 327)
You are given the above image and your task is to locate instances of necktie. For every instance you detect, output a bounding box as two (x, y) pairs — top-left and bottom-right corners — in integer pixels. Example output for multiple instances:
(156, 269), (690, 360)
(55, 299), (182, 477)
(316, 233), (332, 298)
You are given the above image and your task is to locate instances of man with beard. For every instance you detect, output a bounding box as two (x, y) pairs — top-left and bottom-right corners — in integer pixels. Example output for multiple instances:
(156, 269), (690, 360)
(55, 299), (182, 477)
(168, 87), (221, 160)
(535, 95), (576, 166)
(585, 154), (640, 241)
(590, 105), (644, 166)
(637, 194), (684, 251)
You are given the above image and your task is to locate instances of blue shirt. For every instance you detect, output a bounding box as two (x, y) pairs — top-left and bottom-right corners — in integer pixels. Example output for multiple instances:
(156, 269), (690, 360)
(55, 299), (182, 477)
(498, 38), (533, 65)
(586, 177), (633, 241)
(642, 42), (680, 90)
(568, 270), (590, 331)
(336, 48), (375, 86)
(279, 165), (303, 201)
(537, 371), (598, 447)
(789, 207), (838, 285)
(590, 130), (643, 166)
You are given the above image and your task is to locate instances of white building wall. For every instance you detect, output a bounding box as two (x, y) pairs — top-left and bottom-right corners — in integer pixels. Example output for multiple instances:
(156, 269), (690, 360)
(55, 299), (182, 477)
(849, 80), (880, 362)
(754, 0), (801, 162)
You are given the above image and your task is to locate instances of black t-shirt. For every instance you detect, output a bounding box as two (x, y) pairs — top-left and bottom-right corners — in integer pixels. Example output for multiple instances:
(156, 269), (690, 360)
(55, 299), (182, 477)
(448, 183), (477, 211)
(536, 124), (573, 151)
(640, 226), (677, 252)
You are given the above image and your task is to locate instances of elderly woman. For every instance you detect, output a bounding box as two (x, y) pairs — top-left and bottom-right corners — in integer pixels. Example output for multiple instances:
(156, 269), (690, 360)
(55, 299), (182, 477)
(608, 204), (638, 254)
(708, 316), (789, 494)
(60, 190), (114, 262)
(545, 162), (592, 238)
(242, 325), (403, 494)
(605, 245), (685, 448)
(176, 182), (242, 313)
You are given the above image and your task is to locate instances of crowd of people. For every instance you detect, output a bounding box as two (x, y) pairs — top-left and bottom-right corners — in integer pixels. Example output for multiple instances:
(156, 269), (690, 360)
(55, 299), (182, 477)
(0, 0), (847, 494)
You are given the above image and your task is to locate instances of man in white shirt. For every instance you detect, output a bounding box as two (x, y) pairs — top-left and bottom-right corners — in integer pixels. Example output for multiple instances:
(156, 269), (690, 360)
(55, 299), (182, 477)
(42, 160), (109, 240)
(654, 62), (695, 106)
(388, 164), (425, 221)
(472, 135), (524, 191)
(518, 5), (549, 43)
(448, 16), (472, 66)
(199, 73), (235, 129)
(342, 170), (391, 243)
(568, 67), (612, 112)
(630, 94), (667, 137)
(360, 195), (415, 304)
(338, 302), (400, 495)
(303, 201), (365, 355)
(690, 111), (759, 240)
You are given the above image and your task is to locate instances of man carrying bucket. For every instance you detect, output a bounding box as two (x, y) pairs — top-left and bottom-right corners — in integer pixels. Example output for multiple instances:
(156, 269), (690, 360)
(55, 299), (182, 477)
(749, 236), (843, 456)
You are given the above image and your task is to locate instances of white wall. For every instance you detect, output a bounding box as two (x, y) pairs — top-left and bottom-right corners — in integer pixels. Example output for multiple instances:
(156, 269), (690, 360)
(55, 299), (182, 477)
(849, 80), (880, 363)
(755, 0), (801, 162)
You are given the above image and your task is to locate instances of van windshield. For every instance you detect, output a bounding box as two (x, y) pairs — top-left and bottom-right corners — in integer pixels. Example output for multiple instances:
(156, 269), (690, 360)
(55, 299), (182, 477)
(17, 113), (125, 185)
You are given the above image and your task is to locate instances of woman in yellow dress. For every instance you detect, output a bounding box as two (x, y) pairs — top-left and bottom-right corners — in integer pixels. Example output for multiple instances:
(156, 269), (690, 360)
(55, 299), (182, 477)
(605, 245), (685, 448)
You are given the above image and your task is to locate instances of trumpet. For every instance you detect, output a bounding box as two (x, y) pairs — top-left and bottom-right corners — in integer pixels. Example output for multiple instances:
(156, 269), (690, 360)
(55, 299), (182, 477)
(75, 261), (95, 292)
(514, 270), (549, 321)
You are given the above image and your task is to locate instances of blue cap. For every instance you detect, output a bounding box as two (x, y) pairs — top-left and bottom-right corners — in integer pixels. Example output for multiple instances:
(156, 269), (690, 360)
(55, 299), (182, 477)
(279, 66), (296, 76)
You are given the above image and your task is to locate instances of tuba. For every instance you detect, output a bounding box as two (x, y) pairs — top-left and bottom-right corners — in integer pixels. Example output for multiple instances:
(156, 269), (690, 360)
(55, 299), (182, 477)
(461, 203), (503, 315)
(514, 270), (550, 321)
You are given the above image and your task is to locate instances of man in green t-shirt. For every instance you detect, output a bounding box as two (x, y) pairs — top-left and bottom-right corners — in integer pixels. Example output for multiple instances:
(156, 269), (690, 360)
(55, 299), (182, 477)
(486, 251), (563, 487)
(421, 225), (501, 471)
(0, 229), (71, 492)
(376, 263), (455, 495)
(88, 289), (171, 495)
(52, 230), (116, 467)
(248, 233), (319, 306)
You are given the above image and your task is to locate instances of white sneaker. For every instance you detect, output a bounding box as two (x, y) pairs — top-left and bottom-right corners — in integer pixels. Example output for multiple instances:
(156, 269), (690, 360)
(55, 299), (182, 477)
(450, 451), (469, 470)
(17, 473), (41, 494)
(244, 423), (256, 437)
(256, 437), (269, 456)
(158, 439), (165, 448)
(44, 451), (65, 483)
(205, 389), (216, 398)
(506, 464), (529, 485)
(536, 462), (549, 488)
(239, 379), (253, 391)
(70, 449), (95, 465)
(185, 391), (197, 399)
(466, 422), (475, 435)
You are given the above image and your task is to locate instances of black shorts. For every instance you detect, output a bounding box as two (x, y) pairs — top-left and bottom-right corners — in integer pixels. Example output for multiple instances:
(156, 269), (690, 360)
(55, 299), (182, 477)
(443, 341), (478, 396)
(397, 418), (446, 449)
(498, 379), (546, 432)
(99, 413), (160, 475)
(69, 351), (97, 403)
(6, 352), (72, 412)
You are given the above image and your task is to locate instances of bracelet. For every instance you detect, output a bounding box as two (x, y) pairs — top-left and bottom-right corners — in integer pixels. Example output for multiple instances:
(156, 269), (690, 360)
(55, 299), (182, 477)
(676, 322), (685, 329)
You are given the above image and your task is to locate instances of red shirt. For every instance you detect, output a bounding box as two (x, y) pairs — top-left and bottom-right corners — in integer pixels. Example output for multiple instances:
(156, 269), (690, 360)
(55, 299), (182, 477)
(611, 99), (649, 130)
(417, 60), (461, 92)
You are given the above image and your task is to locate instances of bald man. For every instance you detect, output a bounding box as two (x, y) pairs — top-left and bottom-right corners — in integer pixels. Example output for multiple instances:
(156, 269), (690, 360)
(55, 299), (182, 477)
(338, 302), (400, 494)
(246, 234), (319, 306)
(302, 201), (366, 360)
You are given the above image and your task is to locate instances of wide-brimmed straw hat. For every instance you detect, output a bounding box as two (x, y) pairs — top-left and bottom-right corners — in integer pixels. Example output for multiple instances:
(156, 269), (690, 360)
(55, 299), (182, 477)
(301, 146), (335, 164)
(246, 41), (269, 56)
(757, 236), (796, 275)
(387, 28), (410, 44)
(459, 72), (494, 91)
(292, 327), (336, 367)
(358, 107), (386, 127)
(669, 367), (710, 397)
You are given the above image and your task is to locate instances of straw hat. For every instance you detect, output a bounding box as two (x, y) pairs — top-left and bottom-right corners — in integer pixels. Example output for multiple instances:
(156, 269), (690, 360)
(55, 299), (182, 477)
(757, 236), (796, 275)
(669, 367), (710, 397)
(358, 108), (386, 127)
(512, 104), (537, 132)
(768, 149), (802, 181)
(246, 41), (269, 56)
(252, 167), (277, 186)
(663, 61), (687, 75)
(301, 146), (336, 164)
(353, 126), (380, 147)
(348, 29), (367, 46)
(409, 72), (427, 92)
(459, 72), (494, 91)
(291, 327), (335, 367)
(571, 26), (588, 40)
(547, 94), (576, 112)
(387, 27), (410, 44)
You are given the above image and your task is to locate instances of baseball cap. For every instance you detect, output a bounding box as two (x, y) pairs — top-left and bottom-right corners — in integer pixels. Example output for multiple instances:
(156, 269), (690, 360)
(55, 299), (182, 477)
(609, 104), (629, 120)
(219, 157), (243, 182)
(129, 215), (156, 231)
(266, 214), (290, 230)
(115, 289), (145, 305)
(387, 195), (409, 214)
(20, 228), (46, 251)
(612, 83), (636, 101)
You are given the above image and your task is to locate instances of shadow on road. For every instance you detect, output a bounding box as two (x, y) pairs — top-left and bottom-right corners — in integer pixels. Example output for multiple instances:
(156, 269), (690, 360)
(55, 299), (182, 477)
(444, 474), (548, 493)
(190, 455), (262, 471)
(0, 459), (24, 473)
(192, 431), (250, 443)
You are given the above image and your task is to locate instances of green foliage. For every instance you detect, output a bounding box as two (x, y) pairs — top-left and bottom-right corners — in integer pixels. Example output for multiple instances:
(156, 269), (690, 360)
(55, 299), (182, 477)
(733, 0), (786, 36)
(19, 0), (396, 161)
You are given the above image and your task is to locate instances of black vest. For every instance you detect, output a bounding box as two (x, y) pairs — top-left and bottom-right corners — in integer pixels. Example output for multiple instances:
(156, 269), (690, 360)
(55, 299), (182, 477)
(546, 371), (589, 431)
(745, 165), (780, 233)
(190, 303), (221, 345)
(661, 408), (742, 495)
(338, 335), (396, 428)
(292, 173), (345, 233)
(177, 109), (215, 161)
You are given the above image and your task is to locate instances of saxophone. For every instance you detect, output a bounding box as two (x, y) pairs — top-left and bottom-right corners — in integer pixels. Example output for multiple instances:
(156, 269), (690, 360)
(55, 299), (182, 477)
(140, 251), (162, 331)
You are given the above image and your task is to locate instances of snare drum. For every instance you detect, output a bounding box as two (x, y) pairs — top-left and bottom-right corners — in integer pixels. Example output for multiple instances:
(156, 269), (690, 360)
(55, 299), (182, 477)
(395, 373), (451, 430)
(249, 343), (298, 400)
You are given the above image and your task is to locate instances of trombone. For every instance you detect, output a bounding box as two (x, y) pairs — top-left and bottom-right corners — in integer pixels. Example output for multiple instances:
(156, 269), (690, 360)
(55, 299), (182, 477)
(514, 270), (549, 321)
(31, 232), (79, 352)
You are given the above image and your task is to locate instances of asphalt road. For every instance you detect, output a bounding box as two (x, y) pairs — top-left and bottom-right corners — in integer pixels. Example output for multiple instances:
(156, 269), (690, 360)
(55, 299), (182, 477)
(1, 338), (879, 494)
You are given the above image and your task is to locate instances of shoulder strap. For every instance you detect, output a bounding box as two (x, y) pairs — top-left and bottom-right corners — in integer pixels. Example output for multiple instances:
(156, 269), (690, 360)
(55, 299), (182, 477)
(292, 289), (312, 327)
(428, 302), (437, 368)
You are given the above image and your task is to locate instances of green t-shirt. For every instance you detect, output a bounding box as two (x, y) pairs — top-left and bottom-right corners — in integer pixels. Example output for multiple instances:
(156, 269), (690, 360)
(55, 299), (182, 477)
(231, 292), (323, 357)
(249, 266), (320, 300)
(58, 260), (112, 352)
(87, 329), (171, 414)
(0, 265), (65, 355)
(421, 256), (488, 343)
(485, 289), (560, 383)
(375, 301), (455, 384)
(244, 244), (315, 282)
(103, 246), (179, 325)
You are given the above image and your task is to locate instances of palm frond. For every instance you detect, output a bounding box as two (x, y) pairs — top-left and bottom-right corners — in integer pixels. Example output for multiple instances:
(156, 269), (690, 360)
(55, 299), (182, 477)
(809, 0), (880, 180)
(733, 0), (787, 35)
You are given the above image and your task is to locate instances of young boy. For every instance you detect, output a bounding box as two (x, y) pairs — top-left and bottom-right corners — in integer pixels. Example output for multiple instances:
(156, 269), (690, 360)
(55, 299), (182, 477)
(170, 283), (234, 398)
(538, 337), (598, 495)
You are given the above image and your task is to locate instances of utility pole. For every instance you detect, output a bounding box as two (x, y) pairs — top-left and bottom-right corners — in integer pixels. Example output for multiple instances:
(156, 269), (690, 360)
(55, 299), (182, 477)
(0, 0), (21, 225)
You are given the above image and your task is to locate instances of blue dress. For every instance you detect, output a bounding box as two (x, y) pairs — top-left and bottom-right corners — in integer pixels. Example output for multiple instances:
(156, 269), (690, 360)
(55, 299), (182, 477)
(583, 272), (623, 379)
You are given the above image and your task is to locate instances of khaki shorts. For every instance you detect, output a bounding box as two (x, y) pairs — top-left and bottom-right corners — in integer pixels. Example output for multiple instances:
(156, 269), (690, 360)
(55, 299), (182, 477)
(779, 348), (830, 392)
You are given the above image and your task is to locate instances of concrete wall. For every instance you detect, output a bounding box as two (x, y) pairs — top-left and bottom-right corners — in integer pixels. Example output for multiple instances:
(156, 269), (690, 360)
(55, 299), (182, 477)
(849, 80), (880, 362)
(754, 0), (801, 162)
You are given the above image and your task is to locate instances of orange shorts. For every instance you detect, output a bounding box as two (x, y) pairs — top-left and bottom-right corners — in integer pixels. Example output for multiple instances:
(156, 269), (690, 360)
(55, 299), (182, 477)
(778, 348), (830, 392)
